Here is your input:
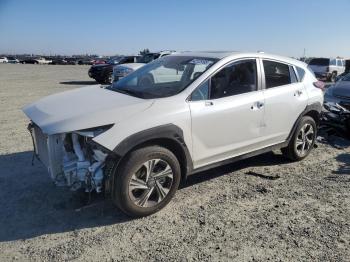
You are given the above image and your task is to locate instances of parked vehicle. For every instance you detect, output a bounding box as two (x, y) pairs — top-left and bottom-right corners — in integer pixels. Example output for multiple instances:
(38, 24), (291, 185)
(20, 57), (52, 64)
(88, 56), (139, 84)
(23, 52), (323, 217)
(65, 57), (79, 65)
(308, 58), (345, 82)
(7, 57), (19, 63)
(92, 59), (107, 65)
(0, 57), (8, 63)
(335, 59), (350, 81)
(112, 63), (145, 83)
(50, 58), (68, 65)
(111, 51), (176, 83)
(320, 102), (350, 139)
(324, 72), (350, 111)
(78, 58), (95, 65)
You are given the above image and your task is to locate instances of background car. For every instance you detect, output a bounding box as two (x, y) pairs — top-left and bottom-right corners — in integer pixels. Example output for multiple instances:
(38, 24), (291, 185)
(324, 72), (350, 110)
(77, 58), (95, 65)
(49, 58), (68, 65)
(335, 59), (350, 81)
(20, 57), (52, 64)
(7, 57), (19, 63)
(88, 55), (139, 84)
(308, 58), (345, 82)
(92, 59), (107, 65)
(65, 57), (79, 65)
(111, 51), (176, 83)
(0, 57), (8, 63)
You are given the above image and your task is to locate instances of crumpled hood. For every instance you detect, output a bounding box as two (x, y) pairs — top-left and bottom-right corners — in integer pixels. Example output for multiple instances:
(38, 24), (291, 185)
(23, 85), (153, 135)
(332, 81), (350, 98)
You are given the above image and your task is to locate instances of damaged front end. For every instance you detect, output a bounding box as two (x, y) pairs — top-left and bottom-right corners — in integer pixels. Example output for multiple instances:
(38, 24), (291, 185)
(28, 122), (114, 193)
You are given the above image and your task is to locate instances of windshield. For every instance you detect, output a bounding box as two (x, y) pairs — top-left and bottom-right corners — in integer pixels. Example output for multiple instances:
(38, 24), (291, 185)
(109, 56), (218, 99)
(309, 58), (330, 66)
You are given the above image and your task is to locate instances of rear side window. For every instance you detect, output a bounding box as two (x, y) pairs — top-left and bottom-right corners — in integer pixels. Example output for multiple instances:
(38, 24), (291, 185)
(263, 60), (291, 88)
(337, 60), (343, 67)
(330, 59), (336, 66)
(296, 67), (306, 81)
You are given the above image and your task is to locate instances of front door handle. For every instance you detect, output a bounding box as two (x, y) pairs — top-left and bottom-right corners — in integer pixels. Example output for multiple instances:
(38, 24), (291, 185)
(205, 101), (214, 106)
(251, 101), (264, 110)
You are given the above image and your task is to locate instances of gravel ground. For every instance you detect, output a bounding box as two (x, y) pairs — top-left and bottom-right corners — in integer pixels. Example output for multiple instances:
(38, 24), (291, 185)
(0, 64), (349, 262)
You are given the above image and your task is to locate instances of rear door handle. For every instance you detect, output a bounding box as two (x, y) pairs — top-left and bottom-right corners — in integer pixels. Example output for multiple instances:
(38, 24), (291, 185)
(294, 90), (303, 97)
(205, 101), (214, 106)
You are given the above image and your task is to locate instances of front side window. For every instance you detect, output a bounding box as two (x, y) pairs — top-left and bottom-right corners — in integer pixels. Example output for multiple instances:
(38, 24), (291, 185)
(210, 59), (257, 99)
(336, 60), (343, 67)
(110, 56), (218, 99)
(263, 60), (291, 88)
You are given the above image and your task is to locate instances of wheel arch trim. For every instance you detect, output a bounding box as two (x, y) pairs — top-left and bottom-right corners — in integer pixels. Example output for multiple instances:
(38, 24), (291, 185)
(113, 124), (193, 177)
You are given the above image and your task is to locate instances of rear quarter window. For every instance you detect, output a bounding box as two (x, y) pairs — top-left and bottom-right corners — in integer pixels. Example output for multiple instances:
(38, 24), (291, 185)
(296, 67), (306, 81)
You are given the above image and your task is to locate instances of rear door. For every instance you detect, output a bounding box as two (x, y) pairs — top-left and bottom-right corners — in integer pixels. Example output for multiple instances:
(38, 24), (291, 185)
(260, 59), (308, 145)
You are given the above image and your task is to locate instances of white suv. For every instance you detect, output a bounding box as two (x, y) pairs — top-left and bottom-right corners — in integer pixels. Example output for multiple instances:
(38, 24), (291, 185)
(308, 58), (345, 82)
(23, 52), (323, 217)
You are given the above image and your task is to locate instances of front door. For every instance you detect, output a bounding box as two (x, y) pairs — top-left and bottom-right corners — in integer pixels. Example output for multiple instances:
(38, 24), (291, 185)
(189, 59), (265, 168)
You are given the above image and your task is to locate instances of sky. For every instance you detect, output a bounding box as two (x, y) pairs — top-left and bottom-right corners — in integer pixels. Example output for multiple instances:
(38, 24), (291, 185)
(0, 0), (349, 58)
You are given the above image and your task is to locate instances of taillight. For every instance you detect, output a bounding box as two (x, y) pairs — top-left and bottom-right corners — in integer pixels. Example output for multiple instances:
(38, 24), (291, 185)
(313, 81), (325, 91)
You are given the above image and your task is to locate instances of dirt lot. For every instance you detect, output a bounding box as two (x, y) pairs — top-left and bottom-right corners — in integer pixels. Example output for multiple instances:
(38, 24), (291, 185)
(0, 64), (349, 261)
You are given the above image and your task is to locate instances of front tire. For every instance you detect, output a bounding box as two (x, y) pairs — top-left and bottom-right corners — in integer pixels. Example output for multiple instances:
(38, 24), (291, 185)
(282, 116), (317, 161)
(112, 146), (181, 217)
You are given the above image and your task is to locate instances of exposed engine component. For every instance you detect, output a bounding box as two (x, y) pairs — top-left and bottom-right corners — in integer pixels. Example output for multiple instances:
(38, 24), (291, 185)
(29, 123), (109, 193)
(62, 133), (107, 192)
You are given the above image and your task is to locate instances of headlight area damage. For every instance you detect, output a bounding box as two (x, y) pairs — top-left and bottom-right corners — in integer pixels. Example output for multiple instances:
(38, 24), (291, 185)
(28, 122), (114, 193)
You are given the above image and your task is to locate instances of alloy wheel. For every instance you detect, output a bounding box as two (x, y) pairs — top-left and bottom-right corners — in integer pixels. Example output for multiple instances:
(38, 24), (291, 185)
(295, 123), (315, 157)
(128, 159), (173, 207)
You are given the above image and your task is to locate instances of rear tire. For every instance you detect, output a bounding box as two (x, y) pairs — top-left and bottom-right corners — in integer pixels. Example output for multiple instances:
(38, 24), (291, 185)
(112, 146), (181, 217)
(282, 116), (317, 161)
